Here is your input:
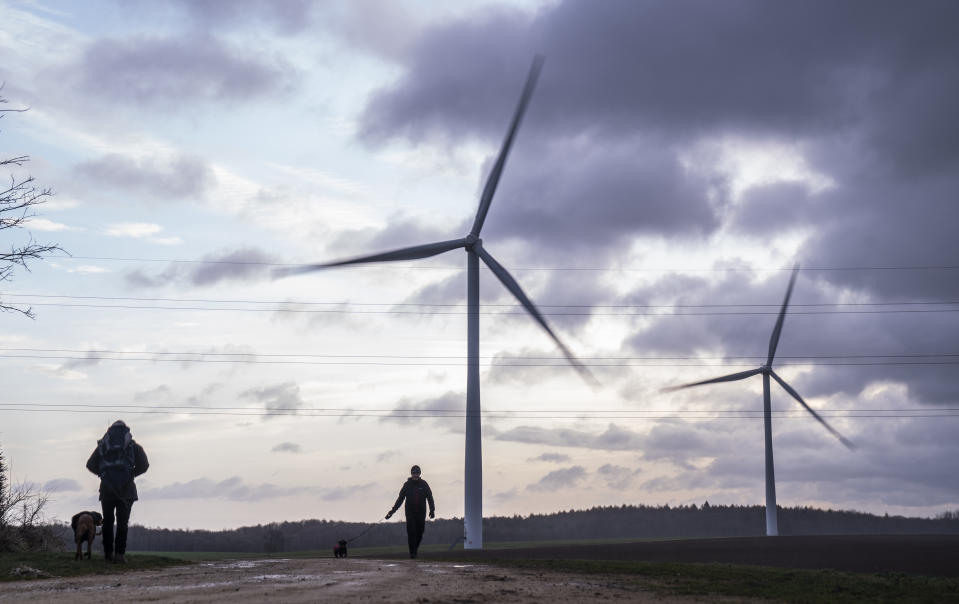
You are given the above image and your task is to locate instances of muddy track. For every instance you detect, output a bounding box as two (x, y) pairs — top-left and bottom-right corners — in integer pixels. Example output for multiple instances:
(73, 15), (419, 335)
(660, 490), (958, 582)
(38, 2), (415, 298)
(0, 558), (694, 603)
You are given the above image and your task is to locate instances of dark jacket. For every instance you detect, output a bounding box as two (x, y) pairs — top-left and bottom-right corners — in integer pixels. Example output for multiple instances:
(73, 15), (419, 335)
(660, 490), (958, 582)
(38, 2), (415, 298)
(389, 478), (435, 517)
(86, 439), (149, 502)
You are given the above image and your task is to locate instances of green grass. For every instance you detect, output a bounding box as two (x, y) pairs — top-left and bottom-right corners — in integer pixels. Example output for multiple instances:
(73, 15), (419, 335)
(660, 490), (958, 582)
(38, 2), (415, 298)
(0, 552), (186, 582)
(467, 558), (959, 604)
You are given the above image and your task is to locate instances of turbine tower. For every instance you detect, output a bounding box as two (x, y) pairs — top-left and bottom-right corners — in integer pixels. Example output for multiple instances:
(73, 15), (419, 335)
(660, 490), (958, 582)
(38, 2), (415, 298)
(279, 56), (593, 549)
(664, 265), (854, 536)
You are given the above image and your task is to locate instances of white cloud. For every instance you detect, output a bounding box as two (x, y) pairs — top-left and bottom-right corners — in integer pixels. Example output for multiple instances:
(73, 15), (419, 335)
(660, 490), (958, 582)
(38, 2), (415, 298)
(26, 218), (79, 232)
(103, 222), (182, 245)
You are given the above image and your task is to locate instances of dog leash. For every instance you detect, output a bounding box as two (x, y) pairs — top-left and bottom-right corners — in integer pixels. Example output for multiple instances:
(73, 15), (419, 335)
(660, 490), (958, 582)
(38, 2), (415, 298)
(344, 517), (387, 544)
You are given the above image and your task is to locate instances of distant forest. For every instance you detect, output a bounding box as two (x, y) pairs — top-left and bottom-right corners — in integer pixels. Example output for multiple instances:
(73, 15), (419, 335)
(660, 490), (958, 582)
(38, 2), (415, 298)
(55, 504), (959, 553)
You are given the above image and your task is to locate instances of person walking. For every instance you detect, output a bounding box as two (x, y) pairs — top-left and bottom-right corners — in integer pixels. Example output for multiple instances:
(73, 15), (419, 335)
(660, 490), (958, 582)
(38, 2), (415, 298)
(85, 420), (149, 563)
(386, 465), (435, 558)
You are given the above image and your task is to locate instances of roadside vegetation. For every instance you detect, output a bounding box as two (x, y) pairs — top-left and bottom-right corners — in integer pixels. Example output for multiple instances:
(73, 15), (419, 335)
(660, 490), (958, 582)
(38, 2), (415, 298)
(0, 552), (185, 582)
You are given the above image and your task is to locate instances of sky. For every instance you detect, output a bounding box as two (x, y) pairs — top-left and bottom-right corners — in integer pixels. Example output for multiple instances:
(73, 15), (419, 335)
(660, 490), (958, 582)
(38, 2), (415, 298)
(1, 0), (957, 532)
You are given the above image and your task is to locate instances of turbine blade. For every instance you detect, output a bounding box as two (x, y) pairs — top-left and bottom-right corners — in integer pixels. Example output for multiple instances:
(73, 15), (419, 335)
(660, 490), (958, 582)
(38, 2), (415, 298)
(470, 55), (545, 237)
(767, 264), (800, 366)
(476, 246), (598, 388)
(770, 370), (856, 450)
(661, 368), (763, 392)
(274, 238), (467, 279)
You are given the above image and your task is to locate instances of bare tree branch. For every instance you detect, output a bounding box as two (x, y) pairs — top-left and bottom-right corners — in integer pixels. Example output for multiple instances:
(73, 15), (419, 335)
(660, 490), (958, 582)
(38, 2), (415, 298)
(1, 88), (63, 318)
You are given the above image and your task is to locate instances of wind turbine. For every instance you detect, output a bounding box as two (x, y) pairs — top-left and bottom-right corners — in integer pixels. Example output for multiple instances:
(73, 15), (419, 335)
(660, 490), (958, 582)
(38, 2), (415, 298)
(664, 265), (854, 536)
(278, 56), (594, 549)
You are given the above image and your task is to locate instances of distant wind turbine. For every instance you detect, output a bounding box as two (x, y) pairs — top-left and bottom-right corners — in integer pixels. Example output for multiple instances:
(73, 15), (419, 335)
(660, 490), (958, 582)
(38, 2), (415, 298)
(278, 56), (595, 549)
(663, 265), (854, 536)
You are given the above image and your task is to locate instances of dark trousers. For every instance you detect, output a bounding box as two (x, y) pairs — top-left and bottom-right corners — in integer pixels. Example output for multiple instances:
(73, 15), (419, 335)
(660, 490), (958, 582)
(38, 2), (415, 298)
(406, 511), (426, 555)
(101, 499), (133, 556)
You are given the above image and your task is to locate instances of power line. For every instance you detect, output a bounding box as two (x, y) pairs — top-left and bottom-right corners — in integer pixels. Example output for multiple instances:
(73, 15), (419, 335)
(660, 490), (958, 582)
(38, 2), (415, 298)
(3, 402), (955, 414)
(48, 255), (959, 273)
(4, 347), (958, 361)
(1, 353), (957, 367)
(6, 292), (959, 309)
(0, 404), (955, 420)
(8, 301), (959, 316)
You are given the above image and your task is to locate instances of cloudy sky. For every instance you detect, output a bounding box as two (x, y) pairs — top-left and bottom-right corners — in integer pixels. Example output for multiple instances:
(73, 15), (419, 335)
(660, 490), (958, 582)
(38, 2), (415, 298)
(1, 0), (957, 531)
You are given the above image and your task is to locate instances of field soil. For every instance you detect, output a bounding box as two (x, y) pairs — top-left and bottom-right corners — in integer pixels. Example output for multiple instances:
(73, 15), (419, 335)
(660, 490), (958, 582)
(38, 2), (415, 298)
(0, 557), (697, 603)
(426, 534), (959, 577)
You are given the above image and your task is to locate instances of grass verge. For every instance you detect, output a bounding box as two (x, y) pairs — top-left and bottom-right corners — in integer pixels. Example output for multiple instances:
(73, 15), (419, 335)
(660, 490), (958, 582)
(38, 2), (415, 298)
(0, 552), (186, 582)
(467, 559), (959, 604)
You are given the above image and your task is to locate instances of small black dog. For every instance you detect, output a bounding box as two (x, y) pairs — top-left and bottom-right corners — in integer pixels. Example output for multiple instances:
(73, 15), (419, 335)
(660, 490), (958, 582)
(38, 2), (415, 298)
(333, 539), (348, 558)
(71, 511), (103, 560)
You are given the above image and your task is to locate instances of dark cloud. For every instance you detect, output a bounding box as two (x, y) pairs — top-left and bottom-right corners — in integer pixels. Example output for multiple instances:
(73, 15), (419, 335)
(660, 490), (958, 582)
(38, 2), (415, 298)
(59, 350), (104, 371)
(486, 347), (591, 388)
(380, 391), (463, 433)
(187, 382), (225, 406)
(362, 1), (959, 146)
(376, 449), (401, 462)
(490, 487), (520, 504)
(597, 464), (642, 491)
(134, 385), (174, 402)
(125, 247), (278, 289)
(628, 268), (959, 406)
(485, 139), (720, 260)
(143, 476), (309, 501)
(350, 2), (959, 521)
(496, 423), (644, 451)
(640, 423), (711, 470)
(240, 382), (305, 421)
(271, 442), (302, 454)
(42, 478), (82, 492)
(75, 153), (213, 200)
(142, 476), (374, 502)
(319, 483), (376, 502)
(190, 248), (279, 286)
(74, 34), (291, 106)
(168, 0), (315, 34)
(356, 0), (959, 302)
(528, 452), (572, 464)
(527, 465), (587, 492)
(725, 182), (818, 235)
(327, 213), (460, 259)
(627, 403), (959, 513)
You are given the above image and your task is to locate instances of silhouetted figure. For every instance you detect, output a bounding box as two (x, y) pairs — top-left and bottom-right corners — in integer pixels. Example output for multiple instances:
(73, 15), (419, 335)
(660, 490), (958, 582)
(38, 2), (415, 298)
(386, 465), (435, 558)
(86, 420), (149, 563)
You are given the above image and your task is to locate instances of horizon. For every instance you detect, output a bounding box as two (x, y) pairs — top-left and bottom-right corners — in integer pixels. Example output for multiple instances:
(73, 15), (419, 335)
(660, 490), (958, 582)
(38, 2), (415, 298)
(1, 0), (957, 533)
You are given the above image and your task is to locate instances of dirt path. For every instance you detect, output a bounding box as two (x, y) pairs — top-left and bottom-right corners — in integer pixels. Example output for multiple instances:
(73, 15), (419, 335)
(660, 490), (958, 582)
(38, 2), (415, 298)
(0, 557), (695, 603)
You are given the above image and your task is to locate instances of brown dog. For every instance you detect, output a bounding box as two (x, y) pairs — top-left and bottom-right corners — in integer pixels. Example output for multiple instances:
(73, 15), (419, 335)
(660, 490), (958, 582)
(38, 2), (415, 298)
(71, 511), (103, 560)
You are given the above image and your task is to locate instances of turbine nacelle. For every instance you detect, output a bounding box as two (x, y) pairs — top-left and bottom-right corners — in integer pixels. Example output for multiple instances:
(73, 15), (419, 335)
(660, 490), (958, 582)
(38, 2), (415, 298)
(465, 234), (481, 250)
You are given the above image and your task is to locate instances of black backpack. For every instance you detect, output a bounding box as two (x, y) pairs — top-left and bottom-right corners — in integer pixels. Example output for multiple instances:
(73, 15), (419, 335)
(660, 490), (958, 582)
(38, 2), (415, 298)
(98, 425), (136, 490)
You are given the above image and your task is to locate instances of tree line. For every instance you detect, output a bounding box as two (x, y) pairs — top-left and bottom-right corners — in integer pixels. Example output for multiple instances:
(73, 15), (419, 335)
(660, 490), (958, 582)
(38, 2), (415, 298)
(44, 503), (959, 553)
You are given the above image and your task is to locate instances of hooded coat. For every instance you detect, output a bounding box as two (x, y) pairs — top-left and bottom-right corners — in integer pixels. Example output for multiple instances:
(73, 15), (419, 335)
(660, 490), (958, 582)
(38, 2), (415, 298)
(389, 477), (435, 518)
(85, 423), (149, 501)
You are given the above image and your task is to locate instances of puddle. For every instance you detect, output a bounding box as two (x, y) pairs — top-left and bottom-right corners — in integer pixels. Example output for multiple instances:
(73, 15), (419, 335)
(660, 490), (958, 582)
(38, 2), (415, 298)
(203, 558), (287, 570)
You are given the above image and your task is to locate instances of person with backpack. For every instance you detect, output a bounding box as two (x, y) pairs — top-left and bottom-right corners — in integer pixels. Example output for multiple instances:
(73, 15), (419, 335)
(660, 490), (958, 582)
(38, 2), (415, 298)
(85, 420), (149, 563)
(385, 465), (435, 558)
